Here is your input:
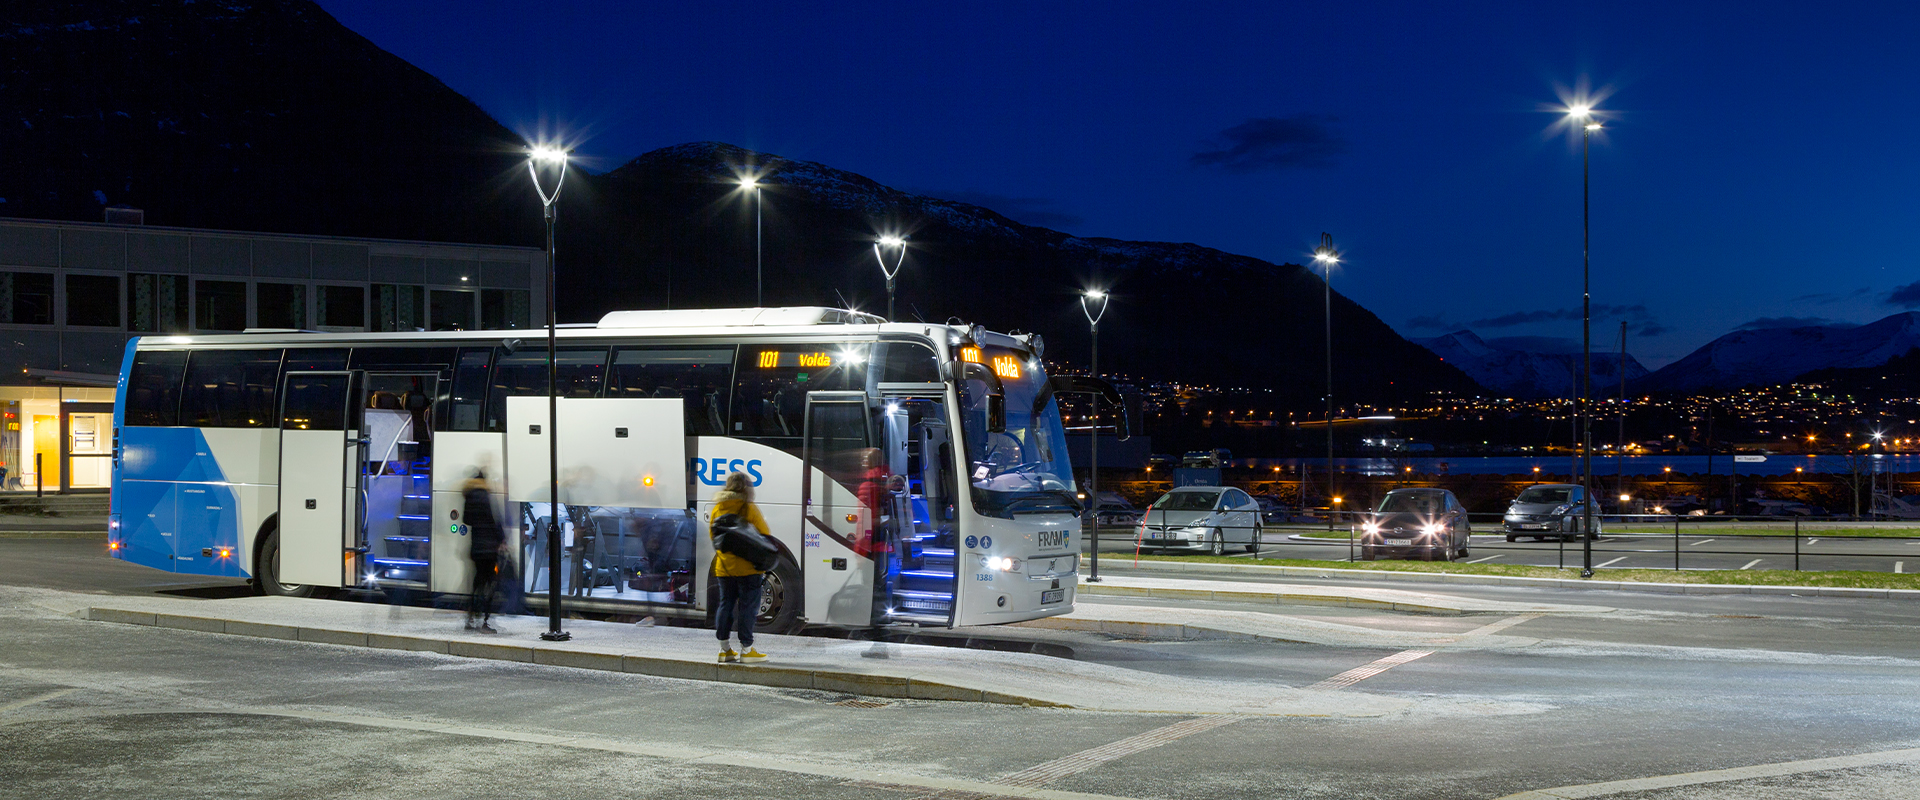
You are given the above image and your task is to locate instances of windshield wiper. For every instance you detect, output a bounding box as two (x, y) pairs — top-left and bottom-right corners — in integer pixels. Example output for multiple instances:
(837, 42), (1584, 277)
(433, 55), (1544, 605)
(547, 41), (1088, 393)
(1003, 491), (1083, 515)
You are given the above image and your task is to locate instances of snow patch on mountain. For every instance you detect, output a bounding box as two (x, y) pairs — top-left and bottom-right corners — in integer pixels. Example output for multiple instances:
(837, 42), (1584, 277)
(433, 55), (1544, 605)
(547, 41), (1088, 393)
(1416, 330), (1648, 398)
(1641, 312), (1920, 392)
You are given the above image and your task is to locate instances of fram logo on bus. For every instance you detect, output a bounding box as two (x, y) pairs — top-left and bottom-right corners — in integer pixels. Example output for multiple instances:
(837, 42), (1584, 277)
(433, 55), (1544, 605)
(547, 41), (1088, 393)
(691, 457), (764, 486)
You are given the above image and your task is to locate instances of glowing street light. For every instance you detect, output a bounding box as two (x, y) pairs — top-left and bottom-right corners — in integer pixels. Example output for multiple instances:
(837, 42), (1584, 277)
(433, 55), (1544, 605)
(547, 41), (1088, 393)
(1314, 233), (1340, 532)
(739, 176), (764, 306)
(1564, 100), (1604, 579)
(1081, 288), (1110, 582)
(874, 235), (907, 321)
(526, 144), (570, 642)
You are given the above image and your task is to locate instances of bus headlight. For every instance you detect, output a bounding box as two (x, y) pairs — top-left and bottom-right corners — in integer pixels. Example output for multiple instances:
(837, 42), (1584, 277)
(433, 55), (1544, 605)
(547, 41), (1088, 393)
(986, 556), (1023, 573)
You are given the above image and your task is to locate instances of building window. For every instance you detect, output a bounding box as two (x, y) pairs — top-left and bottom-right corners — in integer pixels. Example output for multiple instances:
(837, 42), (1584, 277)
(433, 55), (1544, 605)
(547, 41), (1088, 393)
(194, 280), (248, 332)
(65, 274), (122, 328)
(0, 271), (55, 325)
(317, 285), (365, 330)
(373, 284), (423, 332)
(256, 283), (306, 329)
(430, 289), (475, 331)
(481, 288), (531, 330)
(128, 273), (188, 333)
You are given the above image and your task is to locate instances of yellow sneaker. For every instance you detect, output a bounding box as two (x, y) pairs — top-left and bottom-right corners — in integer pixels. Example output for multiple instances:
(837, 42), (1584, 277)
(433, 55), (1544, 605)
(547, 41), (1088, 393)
(717, 647), (739, 663)
(739, 648), (768, 663)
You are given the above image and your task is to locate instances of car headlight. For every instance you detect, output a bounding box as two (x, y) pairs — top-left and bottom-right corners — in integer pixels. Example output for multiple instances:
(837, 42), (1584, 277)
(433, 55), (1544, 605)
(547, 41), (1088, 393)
(1552, 504), (1573, 515)
(1422, 524), (1443, 536)
(1362, 522), (1381, 534)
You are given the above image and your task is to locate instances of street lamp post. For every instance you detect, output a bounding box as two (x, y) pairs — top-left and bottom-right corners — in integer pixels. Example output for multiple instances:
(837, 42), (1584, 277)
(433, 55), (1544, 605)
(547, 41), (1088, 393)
(1314, 234), (1340, 533)
(874, 236), (907, 321)
(1082, 289), (1110, 582)
(739, 177), (763, 307)
(527, 146), (571, 642)
(1569, 105), (1602, 578)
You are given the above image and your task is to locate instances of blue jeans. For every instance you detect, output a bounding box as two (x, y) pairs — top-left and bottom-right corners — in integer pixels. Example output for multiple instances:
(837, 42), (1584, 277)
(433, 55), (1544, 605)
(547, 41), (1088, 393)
(715, 574), (763, 648)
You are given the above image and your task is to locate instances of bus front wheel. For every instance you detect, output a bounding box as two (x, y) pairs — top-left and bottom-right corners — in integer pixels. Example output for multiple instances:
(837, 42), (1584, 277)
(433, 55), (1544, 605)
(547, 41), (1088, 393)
(253, 527), (318, 598)
(754, 558), (804, 635)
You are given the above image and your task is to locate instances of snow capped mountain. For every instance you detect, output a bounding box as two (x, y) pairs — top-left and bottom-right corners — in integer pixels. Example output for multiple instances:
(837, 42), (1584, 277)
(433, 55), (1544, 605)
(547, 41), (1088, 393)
(1639, 312), (1920, 392)
(1414, 330), (1648, 398)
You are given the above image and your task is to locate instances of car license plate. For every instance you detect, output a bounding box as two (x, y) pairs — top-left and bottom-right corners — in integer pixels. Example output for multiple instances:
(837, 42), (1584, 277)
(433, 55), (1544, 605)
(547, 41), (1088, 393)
(1385, 538), (1413, 546)
(1041, 589), (1064, 605)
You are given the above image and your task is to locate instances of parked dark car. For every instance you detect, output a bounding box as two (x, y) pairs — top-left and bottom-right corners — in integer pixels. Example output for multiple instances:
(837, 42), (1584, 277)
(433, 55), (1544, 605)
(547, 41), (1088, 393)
(1358, 488), (1471, 561)
(1503, 484), (1600, 542)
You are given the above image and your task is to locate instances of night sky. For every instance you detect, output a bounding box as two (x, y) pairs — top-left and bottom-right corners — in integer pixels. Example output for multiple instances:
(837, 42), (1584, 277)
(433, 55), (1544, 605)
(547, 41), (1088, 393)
(316, 1), (1920, 367)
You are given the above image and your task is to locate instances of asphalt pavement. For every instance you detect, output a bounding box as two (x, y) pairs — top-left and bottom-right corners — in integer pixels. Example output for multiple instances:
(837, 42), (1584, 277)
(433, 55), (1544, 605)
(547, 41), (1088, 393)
(7, 536), (1920, 800)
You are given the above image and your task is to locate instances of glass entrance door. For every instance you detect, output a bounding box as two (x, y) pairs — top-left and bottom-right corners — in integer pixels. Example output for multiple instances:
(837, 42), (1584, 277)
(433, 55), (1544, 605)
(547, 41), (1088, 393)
(63, 403), (114, 491)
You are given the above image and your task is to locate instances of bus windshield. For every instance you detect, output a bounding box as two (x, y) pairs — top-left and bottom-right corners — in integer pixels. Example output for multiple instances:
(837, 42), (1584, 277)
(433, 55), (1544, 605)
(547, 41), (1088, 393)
(958, 346), (1077, 516)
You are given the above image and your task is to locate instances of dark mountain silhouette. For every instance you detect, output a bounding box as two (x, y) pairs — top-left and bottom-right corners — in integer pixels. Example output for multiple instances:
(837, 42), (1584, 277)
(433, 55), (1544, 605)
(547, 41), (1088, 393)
(1795, 346), (1920, 399)
(1641, 312), (1920, 393)
(1414, 330), (1648, 399)
(0, 0), (540, 244)
(2, 1), (1480, 405)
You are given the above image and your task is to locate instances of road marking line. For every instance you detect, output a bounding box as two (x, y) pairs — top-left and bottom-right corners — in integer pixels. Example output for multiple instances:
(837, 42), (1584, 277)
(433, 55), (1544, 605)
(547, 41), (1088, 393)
(0, 688), (78, 714)
(1466, 555), (1503, 563)
(1807, 538), (1819, 545)
(242, 708), (1140, 800)
(1493, 745), (1920, 799)
(1688, 538), (1715, 546)
(1307, 649), (1434, 691)
(1594, 557), (1627, 568)
(990, 714), (1247, 789)
(1740, 559), (1763, 570)
(1463, 613), (1544, 637)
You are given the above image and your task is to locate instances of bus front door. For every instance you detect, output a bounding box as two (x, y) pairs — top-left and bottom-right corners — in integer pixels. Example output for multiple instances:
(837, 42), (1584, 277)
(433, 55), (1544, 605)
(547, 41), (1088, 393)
(880, 395), (959, 627)
(274, 371), (359, 590)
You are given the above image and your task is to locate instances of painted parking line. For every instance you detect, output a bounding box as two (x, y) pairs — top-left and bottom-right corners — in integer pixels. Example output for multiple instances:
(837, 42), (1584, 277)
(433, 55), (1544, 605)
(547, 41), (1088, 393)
(990, 714), (1247, 789)
(1462, 613), (1544, 637)
(1466, 555), (1504, 563)
(1807, 538), (1819, 545)
(1495, 745), (1920, 799)
(1688, 538), (1716, 546)
(1740, 559), (1764, 570)
(1594, 557), (1627, 568)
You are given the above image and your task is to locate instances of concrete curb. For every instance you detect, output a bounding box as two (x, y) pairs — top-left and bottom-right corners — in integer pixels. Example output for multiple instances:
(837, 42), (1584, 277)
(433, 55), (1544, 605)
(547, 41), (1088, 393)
(76, 606), (1068, 708)
(1093, 559), (1920, 601)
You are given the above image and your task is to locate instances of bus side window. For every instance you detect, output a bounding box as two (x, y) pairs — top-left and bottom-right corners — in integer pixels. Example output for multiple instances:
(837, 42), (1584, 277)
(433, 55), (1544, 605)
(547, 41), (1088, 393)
(484, 347), (608, 431)
(607, 347), (734, 436)
(446, 347), (491, 432)
(874, 341), (940, 383)
(125, 350), (188, 426)
(729, 344), (867, 439)
(179, 349), (284, 428)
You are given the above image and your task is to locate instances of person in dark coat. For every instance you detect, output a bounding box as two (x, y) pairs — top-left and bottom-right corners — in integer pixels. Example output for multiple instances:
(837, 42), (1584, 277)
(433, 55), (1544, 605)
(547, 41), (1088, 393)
(464, 469), (505, 633)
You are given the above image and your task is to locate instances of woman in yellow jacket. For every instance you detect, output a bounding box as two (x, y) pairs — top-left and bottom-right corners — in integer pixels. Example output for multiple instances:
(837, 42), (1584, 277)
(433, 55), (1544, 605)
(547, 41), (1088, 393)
(711, 471), (772, 663)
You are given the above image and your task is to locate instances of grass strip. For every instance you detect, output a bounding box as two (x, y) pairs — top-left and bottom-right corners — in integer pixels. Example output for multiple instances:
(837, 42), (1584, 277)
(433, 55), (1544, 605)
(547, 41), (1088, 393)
(1127, 553), (1920, 590)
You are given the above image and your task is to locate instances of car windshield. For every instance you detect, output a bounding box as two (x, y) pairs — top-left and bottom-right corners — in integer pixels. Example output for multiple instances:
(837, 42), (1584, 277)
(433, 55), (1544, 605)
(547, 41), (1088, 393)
(957, 345), (1077, 516)
(1152, 491), (1220, 511)
(1516, 487), (1572, 505)
(1378, 492), (1444, 514)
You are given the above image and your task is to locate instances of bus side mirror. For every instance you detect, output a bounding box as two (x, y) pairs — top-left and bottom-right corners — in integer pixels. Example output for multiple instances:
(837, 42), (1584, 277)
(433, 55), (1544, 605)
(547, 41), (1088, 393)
(987, 394), (1006, 433)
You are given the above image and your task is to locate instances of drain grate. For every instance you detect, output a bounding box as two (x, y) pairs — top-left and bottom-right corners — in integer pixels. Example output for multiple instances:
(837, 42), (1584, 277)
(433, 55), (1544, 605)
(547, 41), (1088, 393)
(833, 699), (891, 708)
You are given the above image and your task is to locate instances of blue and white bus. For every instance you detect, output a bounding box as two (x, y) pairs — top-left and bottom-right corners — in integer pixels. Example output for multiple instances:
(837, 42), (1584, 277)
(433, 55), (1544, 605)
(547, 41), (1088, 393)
(108, 307), (1109, 631)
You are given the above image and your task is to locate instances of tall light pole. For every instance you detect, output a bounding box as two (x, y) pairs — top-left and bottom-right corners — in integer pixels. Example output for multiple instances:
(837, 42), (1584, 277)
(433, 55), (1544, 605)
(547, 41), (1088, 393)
(1313, 234), (1339, 534)
(1569, 104), (1602, 578)
(1081, 289), (1110, 582)
(527, 145), (571, 642)
(739, 177), (763, 307)
(874, 236), (907, 321)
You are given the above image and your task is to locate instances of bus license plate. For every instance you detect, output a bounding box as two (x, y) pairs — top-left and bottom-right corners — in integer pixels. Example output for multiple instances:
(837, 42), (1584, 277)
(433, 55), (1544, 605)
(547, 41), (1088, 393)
(1041, 589), (1064, 605)
(1385, 538), (1413, 546)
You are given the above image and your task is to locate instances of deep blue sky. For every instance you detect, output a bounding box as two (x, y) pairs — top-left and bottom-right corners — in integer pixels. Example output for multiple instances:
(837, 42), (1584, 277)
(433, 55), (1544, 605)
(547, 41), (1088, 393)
(318, 1), (1920, 367)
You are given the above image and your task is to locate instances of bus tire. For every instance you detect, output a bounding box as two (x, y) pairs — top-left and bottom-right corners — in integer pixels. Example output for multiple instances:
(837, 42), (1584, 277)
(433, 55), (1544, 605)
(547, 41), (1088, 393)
(253, 526), (317, 598)
(754, 557), (804, 635)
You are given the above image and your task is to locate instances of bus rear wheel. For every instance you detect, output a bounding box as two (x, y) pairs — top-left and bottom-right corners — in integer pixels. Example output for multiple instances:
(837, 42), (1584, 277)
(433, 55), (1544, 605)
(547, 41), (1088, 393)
(254, 527), (318, 598)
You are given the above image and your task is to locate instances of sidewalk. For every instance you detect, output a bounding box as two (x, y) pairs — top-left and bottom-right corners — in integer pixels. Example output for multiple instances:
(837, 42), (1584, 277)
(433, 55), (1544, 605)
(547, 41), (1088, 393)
(52, 590), (1408, 717)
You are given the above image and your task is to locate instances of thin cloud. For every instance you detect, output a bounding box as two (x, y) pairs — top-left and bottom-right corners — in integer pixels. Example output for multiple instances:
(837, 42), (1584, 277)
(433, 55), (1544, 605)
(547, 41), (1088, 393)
(1405, 314), (1452, 330)
(1793, 287), (1872, 305)
(917, 188), (1083, 230)
(1191, 115), (1346, 172)
(1467, 304), (1665, 337)
(1737, 316), (1841, 330)
(1886, 280), (1920, 308)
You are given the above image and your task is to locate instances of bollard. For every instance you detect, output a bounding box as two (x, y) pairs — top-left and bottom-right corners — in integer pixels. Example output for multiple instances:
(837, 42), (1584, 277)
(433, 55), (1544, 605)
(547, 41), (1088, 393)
(35, 452), (43, 498)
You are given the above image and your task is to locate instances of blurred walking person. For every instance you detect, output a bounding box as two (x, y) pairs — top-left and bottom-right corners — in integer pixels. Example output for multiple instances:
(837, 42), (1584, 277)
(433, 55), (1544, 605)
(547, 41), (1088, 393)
(711, 471), (771, 663)
(464, 469), (504, 633)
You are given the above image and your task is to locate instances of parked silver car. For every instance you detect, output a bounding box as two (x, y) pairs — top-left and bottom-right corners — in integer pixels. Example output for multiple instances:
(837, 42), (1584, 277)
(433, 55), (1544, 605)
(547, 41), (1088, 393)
(1134, 486), (1263, 555)
(1503, 483), (1601, 541)
(1358, 488), (1471, 561)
